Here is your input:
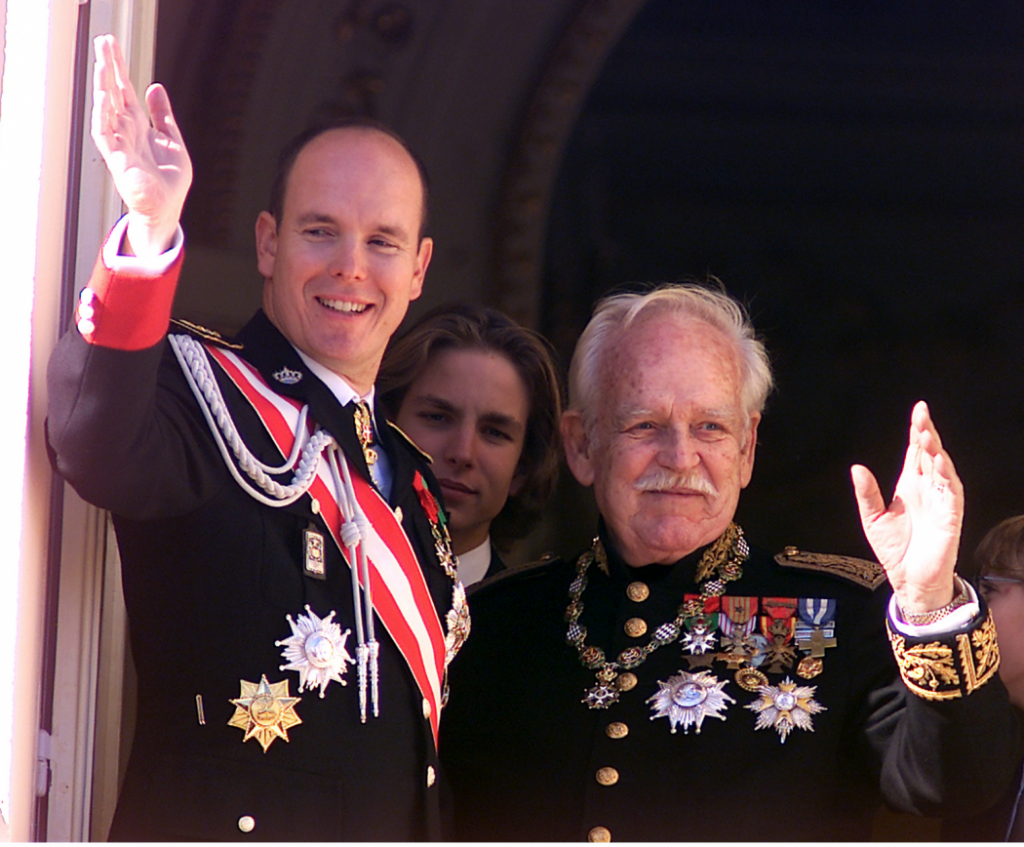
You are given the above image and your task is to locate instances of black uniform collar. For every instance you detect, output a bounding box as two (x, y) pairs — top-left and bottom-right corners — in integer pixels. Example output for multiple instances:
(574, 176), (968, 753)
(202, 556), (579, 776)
(598, 518), (717, 594)
(234, 310), (370, 483)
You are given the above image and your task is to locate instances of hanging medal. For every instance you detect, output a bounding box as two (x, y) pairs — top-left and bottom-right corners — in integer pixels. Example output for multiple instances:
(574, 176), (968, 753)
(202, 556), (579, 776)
(795, 598), (838, 679)
(719, 597), (764, 669)
(681, 595), (719, 660)
(760, 597), (799, 674)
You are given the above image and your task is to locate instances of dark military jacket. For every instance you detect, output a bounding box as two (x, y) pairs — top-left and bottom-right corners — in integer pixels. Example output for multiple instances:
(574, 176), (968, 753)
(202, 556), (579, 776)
(48, 310), (457, 841)
(440, 533), (1022, 842)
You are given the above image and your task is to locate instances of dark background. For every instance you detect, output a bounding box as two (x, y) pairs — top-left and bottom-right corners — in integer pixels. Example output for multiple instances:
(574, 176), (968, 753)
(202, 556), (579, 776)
(542, 0), (1024, 570)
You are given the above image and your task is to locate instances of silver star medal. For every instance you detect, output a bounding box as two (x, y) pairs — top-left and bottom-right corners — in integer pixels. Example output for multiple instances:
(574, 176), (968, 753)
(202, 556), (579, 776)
(276, 605), (355, 698)
(647, 670), (735, 734)
(746, 676), (825, 742)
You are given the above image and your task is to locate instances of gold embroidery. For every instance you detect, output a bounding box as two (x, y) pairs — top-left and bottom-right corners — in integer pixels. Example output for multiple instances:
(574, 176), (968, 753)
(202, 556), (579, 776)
(890, 610), (1000, 701)
(958, 610), (1000, 694)
(775, 548), (886, 590)
(170, 319), (244, 350)
(887, 626), (962, 701)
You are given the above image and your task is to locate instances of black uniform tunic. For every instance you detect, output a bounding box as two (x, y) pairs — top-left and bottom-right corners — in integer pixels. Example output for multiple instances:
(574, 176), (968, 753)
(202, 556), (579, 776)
(48, 311), (456, 841)
(440, 534), (1022, 842)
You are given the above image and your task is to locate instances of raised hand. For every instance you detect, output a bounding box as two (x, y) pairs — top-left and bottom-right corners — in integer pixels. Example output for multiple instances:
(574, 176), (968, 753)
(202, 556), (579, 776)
(91, 34), (192, 257)
(851, 401), (962, 615)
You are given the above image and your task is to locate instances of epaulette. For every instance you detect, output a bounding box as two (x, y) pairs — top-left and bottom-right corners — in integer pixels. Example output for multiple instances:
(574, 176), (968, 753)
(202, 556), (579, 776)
(385, 420), (433, 463)
(468, 552), (560, 597)
(170, 318), (244, 350)
(774, 546), (887, 591)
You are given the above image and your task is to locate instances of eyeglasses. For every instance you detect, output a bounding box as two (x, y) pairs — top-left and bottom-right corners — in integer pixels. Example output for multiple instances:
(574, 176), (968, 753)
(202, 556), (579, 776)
(979, 575), (1024, 599)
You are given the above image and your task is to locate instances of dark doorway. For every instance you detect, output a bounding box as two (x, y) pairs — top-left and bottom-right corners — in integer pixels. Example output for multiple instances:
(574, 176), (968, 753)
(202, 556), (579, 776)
(544, 0), (1024, 568)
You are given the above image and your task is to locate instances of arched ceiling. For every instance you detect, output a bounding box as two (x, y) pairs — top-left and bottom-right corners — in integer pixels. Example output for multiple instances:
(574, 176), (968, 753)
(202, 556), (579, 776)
(155, 0), (646, 332)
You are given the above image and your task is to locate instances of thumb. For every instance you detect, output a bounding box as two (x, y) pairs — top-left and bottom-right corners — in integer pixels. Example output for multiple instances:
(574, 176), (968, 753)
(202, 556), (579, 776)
(851, 464), (886, 525)
(145, 83), (183, 143)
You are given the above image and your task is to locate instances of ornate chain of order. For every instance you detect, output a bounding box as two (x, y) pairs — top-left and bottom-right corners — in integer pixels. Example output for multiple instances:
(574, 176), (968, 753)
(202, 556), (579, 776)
(566, 523), (750, 709)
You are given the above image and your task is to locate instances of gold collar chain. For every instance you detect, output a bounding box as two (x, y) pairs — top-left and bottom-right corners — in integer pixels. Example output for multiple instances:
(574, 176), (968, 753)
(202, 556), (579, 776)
(566, 523), (750, 709)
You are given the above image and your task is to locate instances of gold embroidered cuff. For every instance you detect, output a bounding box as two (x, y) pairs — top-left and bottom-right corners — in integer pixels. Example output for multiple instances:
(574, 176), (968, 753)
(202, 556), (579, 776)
(887, 609), (1000, 701)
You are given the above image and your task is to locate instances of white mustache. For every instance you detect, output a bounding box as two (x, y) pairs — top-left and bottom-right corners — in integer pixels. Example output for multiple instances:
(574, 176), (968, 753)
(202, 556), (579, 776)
(634, 470), (718, 497)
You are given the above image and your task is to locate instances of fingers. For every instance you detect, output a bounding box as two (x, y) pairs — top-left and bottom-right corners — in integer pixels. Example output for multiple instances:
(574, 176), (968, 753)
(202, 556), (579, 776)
(91, 35), (147, 150)
(908, 400), (962, 491)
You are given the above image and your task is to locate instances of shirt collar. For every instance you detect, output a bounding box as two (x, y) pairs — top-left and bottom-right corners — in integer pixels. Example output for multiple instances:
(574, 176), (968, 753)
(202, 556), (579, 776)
(294, 347), (376, 411)
(456, 537), (493, 587)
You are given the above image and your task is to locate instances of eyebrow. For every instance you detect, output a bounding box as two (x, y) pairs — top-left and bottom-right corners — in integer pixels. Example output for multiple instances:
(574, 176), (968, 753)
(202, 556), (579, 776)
(416, 394), (524, 433)
(613, 403), (739, 430)
(294, 212), (411, 243)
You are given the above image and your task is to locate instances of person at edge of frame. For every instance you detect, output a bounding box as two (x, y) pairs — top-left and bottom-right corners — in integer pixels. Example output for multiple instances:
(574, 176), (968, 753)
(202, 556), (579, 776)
(47, 34), (466, 840)
(944, 515), (1024, 841)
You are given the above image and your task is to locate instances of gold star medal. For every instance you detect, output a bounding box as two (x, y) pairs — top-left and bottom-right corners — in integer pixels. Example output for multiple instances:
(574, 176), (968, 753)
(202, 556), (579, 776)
(745, 676), (825, 743)
(228, 675), (302, 752)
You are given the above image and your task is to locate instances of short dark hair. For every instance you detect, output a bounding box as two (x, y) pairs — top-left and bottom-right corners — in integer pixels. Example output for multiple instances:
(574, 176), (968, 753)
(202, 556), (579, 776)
(975, 515), (1024, 581)
(378, 303), (564, 551)
(266, 118), (431, 238)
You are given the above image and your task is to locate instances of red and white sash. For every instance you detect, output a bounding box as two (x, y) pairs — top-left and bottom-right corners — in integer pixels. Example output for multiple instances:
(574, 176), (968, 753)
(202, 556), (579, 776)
(204, 344), (447, 745)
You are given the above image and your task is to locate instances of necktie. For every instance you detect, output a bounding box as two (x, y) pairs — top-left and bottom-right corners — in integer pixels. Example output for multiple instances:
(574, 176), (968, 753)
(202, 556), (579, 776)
(353, 401), (389, 498)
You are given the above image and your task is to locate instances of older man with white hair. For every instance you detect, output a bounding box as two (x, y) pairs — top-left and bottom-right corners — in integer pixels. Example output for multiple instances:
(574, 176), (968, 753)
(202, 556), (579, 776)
(440, 283), (1021, 841)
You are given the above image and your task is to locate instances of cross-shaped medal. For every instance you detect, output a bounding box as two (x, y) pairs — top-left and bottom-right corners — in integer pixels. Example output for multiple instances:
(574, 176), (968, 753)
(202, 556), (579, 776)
(797, 627), (837, 658)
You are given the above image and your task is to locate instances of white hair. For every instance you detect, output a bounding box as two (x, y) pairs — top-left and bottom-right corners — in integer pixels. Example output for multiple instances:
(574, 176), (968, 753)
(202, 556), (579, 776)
(567, 283), (774, 432)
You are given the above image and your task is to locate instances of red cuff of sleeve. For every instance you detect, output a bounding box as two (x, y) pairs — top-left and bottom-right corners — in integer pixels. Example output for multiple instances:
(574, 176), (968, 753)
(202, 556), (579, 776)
(75, 248), (183, 350)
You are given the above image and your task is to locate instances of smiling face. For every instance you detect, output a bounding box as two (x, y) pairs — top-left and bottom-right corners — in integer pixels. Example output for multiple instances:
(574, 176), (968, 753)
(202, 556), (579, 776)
(395, 347), (530, 555)
(562, 314), (759, 566)
(257, 128), (433, 394)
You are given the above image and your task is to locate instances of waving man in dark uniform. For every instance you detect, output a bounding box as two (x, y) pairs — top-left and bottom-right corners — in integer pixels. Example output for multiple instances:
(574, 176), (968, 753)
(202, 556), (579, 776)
(440, 284), (1022, 841)
(47, 35), (468, 840)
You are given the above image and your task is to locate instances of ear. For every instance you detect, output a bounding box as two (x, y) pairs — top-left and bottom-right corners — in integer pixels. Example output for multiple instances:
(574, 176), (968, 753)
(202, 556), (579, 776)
(409, 237), (433, 301)
(561, 410), (595, 487)
(255, 211), (278, 279)
(739, 412), (761, 489)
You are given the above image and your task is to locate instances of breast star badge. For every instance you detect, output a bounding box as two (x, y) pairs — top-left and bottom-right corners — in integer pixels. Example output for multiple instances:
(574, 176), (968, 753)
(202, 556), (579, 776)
(745, 676), (825, 743)
(228, 675), (302, 752)
(276, 606), (354, 698)
(647, 670), (735, 734)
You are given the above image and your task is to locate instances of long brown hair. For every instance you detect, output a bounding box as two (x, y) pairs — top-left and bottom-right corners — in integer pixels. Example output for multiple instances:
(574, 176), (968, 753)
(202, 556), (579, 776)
(379, 303), (563, 550)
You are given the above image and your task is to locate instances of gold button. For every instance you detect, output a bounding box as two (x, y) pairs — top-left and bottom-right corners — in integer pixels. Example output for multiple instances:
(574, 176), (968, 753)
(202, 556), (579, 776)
(606, 721), (629, 739)
(624, 618), (647, 638)
(394, 506), (403, 522)
(784, 545), (799, 556)
(595, 767), (619, 786)
(616, 673), (637, 692)
(422, 698), (432, 719)
(588, 825), (612, 842)
(310, 498), (321, 515)
(626, 581), (649, 602)
(238, 816), (255, 833)
(426, 765), (436, 787)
